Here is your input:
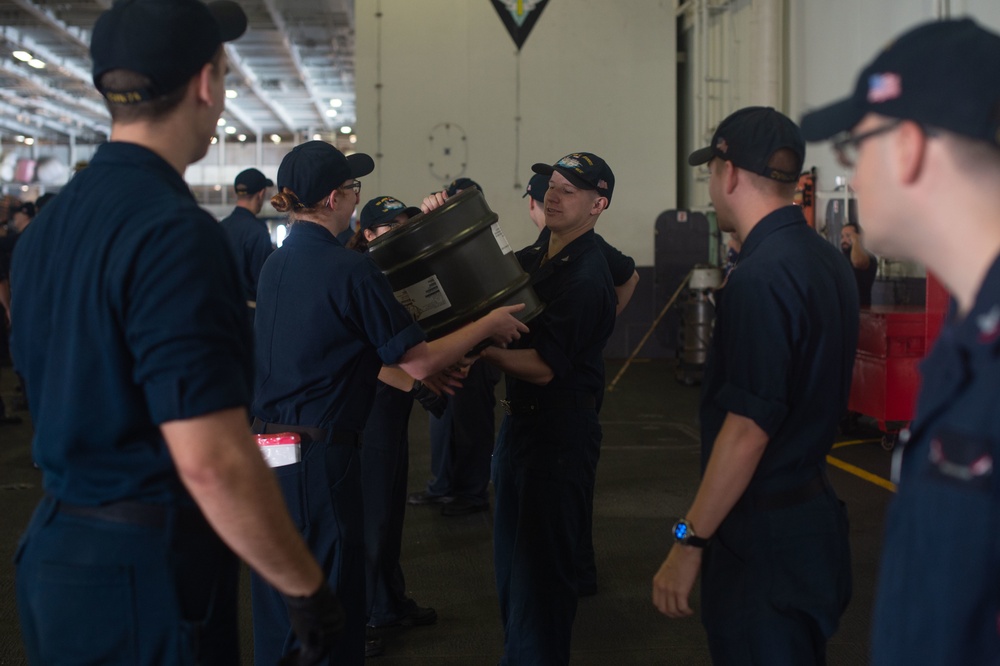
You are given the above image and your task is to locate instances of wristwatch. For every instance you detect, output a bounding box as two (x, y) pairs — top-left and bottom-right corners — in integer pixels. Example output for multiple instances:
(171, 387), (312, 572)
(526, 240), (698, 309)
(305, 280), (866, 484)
(672, 518), (710, 548)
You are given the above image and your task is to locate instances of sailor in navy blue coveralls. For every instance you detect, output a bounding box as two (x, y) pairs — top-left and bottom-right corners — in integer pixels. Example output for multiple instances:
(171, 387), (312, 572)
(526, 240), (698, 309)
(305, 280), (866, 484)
(491, 228), (614, 664)
(794, 18), (1000, 665)
(219, 168), (274, 307)
(250, 143), (528, 665)
(697, 204), (855, 664)
(871, 258), (1000, 665)
(485, 154), (616, 664)
(350, 196), (440, 632)
(251, 219), (424, 664)
(413, 178), (499, 517)
(12, 145), (253, 664)
(524, 172), (639, 594)
(530, 228), (637, 593)
(9, 2), (343, 662)
(654, 108), (854, 666)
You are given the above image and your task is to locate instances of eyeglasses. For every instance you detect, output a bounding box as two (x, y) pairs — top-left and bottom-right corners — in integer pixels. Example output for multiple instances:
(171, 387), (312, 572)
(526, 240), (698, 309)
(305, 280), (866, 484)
(340, 180), (362, 194)
(832, 120), (902, 168)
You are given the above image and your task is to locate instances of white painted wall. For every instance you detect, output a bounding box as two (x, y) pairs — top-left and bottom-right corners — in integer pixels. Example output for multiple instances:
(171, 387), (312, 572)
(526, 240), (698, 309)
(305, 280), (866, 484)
(354, 0), (677, 266)
(789, 0), (1000, 192)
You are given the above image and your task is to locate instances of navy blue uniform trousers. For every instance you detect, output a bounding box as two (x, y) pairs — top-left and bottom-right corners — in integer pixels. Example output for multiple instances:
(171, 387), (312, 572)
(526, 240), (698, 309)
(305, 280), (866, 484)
(360, 383), (416, 626)
(492, 409), (601, 665)
(427, 361), (500, 502)
(702, 486), (851, 665)
(251, 438), (365, 665)
(16, 496), (239, 665)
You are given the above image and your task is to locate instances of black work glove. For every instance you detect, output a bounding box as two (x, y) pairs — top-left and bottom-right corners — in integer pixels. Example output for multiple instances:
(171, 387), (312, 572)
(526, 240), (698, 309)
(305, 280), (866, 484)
(279, 584), (345, 666)
(411, 381), (448, 419)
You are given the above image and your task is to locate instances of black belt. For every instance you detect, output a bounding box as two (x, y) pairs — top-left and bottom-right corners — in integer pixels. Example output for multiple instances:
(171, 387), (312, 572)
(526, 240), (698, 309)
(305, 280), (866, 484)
(56, 499), (204, 530)
(251, 418), (359, 446)
(753, 475), (829, 511)
(500, 394), (597, 415)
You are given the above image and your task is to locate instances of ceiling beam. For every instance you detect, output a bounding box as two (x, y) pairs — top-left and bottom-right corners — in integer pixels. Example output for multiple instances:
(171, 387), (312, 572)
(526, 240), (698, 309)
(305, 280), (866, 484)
(222, 98), (263, 137)
(0, 90), (107, 137)
(0, 26), (93, 85)
(0, 97), (84, 138)
(7, 0), (90, 51)
(225, 44), (297, 134)
(260, 0), (331, 129)
(0, 113), (49, 138)
(0, 60), (109, 127)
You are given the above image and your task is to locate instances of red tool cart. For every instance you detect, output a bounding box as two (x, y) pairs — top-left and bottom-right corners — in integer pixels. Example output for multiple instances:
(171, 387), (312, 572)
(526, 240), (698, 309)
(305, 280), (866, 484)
(847, 274), (947, 449)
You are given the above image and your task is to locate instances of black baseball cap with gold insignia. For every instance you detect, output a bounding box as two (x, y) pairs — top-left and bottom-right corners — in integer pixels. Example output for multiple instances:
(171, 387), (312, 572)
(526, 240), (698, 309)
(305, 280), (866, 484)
(532, 152), (615, 206)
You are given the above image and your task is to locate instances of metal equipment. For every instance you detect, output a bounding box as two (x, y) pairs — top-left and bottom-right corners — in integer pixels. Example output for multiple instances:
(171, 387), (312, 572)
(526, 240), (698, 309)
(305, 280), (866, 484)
(676, 265), (721, 385)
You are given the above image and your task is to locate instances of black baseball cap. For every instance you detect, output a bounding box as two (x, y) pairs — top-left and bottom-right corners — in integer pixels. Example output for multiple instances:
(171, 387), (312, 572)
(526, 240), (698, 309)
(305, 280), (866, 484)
(688, 107), (804, 183)
(800, 19), (1000, 145)
(276, 141), (375, 208)
(11, 202), (36, 217)
(444, 178), (483, 197)
(523, 173), (548, 202)
(531, 153), (615, 206)
(234, 168), (273, 195)
(91, 0), (248, 104)
(359, 196), (422, 232)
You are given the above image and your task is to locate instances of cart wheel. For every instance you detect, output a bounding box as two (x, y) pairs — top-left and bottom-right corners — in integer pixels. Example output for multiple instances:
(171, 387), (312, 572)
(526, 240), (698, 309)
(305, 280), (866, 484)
(881, 433), (897, 451)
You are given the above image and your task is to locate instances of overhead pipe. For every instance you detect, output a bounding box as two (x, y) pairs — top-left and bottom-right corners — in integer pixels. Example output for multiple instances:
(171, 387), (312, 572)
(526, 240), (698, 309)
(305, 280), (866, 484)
(751, 0), (783, 109)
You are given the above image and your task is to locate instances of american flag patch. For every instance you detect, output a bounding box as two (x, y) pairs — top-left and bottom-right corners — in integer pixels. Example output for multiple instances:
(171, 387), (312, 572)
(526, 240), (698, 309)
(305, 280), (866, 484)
(868, 73), (902, 103)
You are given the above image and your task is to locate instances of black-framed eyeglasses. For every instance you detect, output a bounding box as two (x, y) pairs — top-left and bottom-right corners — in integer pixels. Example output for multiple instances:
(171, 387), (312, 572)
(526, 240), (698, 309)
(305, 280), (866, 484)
(831, 120), (903, 169)
(340, 180), (362, 194)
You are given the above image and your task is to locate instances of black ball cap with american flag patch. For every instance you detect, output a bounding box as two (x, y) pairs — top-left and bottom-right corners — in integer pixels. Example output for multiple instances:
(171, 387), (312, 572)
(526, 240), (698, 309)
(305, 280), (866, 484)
(800, 18), (1000, 147)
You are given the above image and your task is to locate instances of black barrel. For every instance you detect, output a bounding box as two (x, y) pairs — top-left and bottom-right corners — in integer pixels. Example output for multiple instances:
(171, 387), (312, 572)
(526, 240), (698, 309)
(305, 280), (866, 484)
(367, 187), (544, 340)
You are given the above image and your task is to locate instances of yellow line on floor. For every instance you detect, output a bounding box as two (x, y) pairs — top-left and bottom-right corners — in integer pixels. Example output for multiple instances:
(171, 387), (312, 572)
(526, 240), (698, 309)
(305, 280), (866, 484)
(827, 455), (897, 493)
(832, 438), (881, 449)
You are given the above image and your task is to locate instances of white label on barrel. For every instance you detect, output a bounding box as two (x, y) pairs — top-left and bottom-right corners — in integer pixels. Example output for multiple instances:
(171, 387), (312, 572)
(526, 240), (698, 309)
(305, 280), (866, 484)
(491, 223), (513, 255)
(394, 275), (453, 322)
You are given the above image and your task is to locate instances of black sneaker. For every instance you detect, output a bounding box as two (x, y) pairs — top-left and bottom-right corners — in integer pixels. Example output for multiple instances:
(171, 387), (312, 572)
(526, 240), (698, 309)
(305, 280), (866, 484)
(406, 491), (453, 506)
(365, 636), (385, 658)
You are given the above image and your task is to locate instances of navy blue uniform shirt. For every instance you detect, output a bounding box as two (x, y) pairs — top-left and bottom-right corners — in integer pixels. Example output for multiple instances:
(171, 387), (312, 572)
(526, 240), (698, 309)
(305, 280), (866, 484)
(0, 233), (18, 280)
(252, 221), (424, 433)
(10, 142), (253, 505)
(534, 226), (635, 287)
(699, 205), (858, 487)
(219, 205), (273, 302)
(872, 254), (1000, 665)
(506, 229), (615, 401)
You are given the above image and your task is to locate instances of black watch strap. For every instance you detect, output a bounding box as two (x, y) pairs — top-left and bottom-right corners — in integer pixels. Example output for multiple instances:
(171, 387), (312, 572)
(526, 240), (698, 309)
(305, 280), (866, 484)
(672, 519), (710, 548)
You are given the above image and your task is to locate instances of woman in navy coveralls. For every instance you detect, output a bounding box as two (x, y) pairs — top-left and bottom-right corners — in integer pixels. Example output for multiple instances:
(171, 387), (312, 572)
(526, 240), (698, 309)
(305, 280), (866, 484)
(249, 142), (528, 665)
